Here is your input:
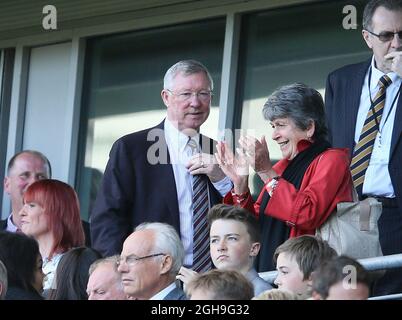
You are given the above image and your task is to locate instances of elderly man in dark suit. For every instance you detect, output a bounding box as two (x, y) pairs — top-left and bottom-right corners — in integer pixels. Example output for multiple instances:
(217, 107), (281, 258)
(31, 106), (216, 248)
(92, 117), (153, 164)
(117, 222), (187, 300)
(91, 60), (231, 273)
(325, 0), (402, 295)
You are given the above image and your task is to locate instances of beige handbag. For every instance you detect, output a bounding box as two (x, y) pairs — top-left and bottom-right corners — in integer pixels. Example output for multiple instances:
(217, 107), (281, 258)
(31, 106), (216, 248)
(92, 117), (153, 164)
(316, 188), (383, 259)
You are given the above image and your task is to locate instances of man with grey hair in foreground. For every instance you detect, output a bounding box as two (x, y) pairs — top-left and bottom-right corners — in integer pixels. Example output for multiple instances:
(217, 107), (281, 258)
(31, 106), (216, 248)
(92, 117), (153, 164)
(0, 260), (7, 300)
(117, 222), (186, 300)
(87, 256), (127, 300)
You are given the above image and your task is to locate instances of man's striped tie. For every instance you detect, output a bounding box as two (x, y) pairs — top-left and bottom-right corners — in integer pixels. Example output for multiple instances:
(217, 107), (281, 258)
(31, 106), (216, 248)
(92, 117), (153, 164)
(350, 75), (392, 196)
(187, 137), (212, 273)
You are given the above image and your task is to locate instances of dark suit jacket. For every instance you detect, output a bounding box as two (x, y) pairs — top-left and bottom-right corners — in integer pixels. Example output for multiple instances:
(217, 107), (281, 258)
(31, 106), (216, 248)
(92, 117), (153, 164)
(5, 286), (44, 300)
(90, 121), (223, 257)
(0, 219), (6, 230)
(163, 285), (187, 300)
(82, 220), (91, 247)
(325, 60), (402, 212)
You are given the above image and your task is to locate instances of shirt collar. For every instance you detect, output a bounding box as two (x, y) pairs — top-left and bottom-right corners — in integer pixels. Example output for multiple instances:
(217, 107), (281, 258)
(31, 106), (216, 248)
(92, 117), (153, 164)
(149, 282), (177, 300)
(43, 252), (64, 266)
(164, 118), (200, 153)
(6, 214), (19, 232)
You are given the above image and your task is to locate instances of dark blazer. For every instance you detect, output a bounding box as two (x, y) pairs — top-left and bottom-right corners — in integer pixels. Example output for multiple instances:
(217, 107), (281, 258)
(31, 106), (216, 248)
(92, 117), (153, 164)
(325, 59), (402, 211)
(90, 121), (223, 257)
(82, 220), (91, 247)
(163, 285), (187, 300)
(5, 286), (44, 300)
(0, 219), (6, 231)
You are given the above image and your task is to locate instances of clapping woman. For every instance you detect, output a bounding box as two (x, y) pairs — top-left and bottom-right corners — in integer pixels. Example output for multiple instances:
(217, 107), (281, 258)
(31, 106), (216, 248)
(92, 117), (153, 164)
(216, 83), (353, 271)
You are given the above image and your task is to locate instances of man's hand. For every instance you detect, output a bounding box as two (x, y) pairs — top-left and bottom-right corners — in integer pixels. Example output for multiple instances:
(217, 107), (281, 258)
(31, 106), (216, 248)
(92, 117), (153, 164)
(176, 266), (198, 287)
(187, 153), (225, 183)
(384, 51), (402, 77)
(238, 135), (277, 184)
(239, 135), (273, 173)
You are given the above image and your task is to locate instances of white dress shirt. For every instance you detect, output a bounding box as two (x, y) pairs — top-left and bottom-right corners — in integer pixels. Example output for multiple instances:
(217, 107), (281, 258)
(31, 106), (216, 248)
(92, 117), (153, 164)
(164, 118), (232, 266)
(355, 57), (401, 197)
(5, 214), (19, 232)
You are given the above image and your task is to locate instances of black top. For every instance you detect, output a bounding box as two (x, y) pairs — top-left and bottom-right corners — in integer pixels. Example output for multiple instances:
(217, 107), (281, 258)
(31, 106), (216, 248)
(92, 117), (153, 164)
(5, 286), (44, 300)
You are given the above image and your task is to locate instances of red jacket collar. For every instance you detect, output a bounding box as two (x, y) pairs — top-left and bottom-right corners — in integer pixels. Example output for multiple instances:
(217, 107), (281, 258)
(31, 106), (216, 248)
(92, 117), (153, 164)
(273, 139), (313, 174)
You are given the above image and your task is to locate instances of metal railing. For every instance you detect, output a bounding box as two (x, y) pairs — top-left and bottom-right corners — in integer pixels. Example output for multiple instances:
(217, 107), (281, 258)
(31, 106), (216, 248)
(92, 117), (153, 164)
(258, 253), (402, 299)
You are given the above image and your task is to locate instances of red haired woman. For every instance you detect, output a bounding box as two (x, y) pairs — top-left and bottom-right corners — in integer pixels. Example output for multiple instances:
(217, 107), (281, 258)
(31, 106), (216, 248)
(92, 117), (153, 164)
(19, 179), (85, 292)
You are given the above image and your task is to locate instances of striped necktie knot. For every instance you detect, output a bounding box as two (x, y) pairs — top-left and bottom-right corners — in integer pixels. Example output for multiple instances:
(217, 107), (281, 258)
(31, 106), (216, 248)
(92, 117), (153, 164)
(187, 137), (199, 155)
(378, 75), (392, 89)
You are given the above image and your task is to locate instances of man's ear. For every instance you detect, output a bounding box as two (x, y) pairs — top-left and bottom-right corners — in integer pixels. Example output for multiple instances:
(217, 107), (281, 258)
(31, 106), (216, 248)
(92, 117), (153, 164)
(362, 30), (373, 49)
(250, 242), (261, 257)
(161, 90), (170, 108)
(160, 255), (173, 275)
(4, 177), (11, 195)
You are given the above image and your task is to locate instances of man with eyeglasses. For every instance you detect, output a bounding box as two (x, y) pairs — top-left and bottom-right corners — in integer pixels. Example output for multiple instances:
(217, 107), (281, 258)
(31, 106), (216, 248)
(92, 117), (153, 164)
(91, 60), (231, 273)
(325, 0), (402, 296)
(117, 222), (186, 300)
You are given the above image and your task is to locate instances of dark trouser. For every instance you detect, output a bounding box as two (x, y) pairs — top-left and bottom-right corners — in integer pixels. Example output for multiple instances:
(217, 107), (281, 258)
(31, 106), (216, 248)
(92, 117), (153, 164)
(372, 203), (402, 296)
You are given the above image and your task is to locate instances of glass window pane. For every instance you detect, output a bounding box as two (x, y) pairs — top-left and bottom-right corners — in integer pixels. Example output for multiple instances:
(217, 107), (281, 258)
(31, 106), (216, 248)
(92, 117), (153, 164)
(238, 0), (370, 195)
(77, 19), (225, 220)
(0, 48), (15, 216)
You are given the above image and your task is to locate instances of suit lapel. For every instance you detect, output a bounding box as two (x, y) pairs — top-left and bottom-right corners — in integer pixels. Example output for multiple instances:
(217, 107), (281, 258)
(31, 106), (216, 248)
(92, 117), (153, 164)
(199, 134), (219, 208)
(347, 60), (371, 154)
(390, 93), (402, 158)
(163, 286), (185, 300)
(154, 120), (180, 224)
(0, 219), (7, 230)
(199, 134), (216, 156)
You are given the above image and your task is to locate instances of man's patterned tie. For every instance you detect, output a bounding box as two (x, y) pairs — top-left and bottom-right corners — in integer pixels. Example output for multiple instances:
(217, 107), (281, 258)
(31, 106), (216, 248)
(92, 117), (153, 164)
(187, 137), (211, 273)
(350, 75), (392, 196)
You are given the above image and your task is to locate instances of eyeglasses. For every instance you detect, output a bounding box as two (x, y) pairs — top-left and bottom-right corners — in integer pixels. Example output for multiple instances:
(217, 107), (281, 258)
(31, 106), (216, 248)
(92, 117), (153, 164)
(365, 29), (402, 42)
(166, 89), (213, 102)
(116, 253), (165, 267)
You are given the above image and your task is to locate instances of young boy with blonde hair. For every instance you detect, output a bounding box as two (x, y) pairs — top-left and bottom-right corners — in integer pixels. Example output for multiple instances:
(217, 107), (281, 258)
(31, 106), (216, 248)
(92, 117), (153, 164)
(273, 235), (337, 297)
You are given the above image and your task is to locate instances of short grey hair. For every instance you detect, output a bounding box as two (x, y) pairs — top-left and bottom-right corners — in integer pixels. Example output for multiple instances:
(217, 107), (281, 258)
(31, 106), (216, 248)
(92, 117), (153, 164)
(135, 222), (184, 276)
(362, 0), (402, 30)
(163, 60), (214, 91)
(262, 83), (328, 142)
(0, 260), (7, 300)
(7, 150), (52, 178)
(89, 255), (119, 276)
